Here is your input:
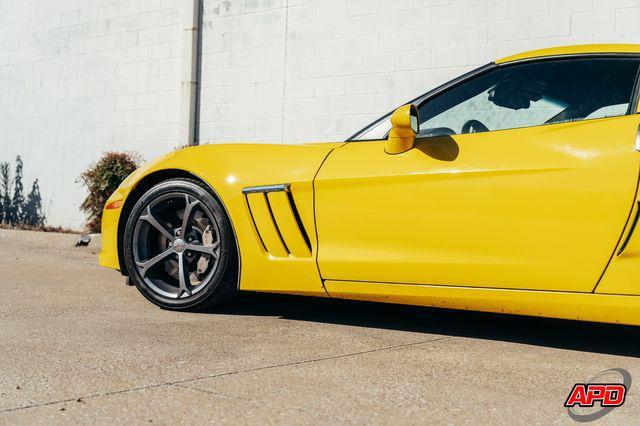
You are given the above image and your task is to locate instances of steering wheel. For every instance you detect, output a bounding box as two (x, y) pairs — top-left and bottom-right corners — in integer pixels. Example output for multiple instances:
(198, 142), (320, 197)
(461, 119), (489, 134)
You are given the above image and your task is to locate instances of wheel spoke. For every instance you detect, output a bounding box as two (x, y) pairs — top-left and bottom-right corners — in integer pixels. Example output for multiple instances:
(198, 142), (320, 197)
(177, 253), (192, 298)
(136, 248), (173, 278)
(140, 206), (175, 241)
(185, 241), (220, 258)
(181, 195), (200, 238)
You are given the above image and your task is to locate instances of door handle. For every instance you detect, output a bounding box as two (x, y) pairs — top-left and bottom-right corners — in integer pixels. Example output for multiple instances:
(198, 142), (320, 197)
(618, 201), (640, 256)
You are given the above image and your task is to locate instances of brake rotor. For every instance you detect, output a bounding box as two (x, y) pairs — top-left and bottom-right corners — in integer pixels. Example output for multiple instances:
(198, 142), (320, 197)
(196, 224), (214, 278)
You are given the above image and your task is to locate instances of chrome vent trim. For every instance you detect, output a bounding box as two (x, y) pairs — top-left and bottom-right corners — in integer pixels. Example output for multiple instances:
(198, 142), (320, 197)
(242, 184), (290, 194)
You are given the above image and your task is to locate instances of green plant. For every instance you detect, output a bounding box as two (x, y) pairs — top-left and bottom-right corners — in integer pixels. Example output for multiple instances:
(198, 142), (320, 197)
(10, 156), (25, 223)
(79, 152), (141, 233)
(0, 162), (8, 223)
(23, 179), (45, 228)
(0, 156), (46, 227)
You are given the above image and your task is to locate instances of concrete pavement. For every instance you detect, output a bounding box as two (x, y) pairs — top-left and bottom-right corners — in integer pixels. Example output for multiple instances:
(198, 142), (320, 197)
(1, 228), (639, 424)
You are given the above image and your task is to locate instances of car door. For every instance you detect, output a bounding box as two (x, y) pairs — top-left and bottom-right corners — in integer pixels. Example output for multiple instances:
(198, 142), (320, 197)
(315, 56), (640, 292)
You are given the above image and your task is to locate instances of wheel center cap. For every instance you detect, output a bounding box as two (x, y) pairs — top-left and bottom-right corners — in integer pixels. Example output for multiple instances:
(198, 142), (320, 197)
(173, 238), (186, 253)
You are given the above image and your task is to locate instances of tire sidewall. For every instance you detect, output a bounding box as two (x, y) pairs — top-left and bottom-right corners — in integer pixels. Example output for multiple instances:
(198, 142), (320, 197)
(123, 179), (233, 310)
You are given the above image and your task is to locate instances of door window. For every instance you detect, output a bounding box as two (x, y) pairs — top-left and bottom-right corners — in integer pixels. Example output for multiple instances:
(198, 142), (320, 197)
(418, 58), (640, 137)
(350, 57), (640, 140)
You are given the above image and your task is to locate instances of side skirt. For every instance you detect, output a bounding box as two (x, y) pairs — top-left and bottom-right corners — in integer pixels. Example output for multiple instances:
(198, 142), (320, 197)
(324, 280), (640, 326)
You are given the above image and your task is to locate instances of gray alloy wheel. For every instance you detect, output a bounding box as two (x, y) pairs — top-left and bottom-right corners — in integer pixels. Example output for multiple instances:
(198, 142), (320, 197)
(123, 178), (238, 310)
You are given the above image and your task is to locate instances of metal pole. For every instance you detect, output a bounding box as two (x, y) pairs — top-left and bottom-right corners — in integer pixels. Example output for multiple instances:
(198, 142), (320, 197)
(180, 0), (200, 146)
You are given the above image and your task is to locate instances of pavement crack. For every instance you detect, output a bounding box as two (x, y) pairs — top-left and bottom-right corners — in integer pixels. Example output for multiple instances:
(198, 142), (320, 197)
(174, 383), (353, 424)
(0, 336), (452, 414)
(173, 384), (260, 403)
(175, 336), (453, 386)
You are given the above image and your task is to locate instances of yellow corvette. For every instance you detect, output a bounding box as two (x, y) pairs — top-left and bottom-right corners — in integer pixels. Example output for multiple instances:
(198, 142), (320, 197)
(100, 44), (640, 326)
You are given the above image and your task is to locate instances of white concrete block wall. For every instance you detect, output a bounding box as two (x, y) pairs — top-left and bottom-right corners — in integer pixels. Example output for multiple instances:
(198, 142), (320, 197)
(0, 0), (183, 228)
(2, 0), (640, 228)
(198, 0), (640, 146)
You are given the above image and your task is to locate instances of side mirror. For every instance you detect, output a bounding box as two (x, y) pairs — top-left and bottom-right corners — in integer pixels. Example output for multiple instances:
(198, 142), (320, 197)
(385, 104), (419, 154)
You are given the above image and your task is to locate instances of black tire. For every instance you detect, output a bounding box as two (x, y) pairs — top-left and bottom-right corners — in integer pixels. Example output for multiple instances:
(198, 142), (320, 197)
(123, 178), (238, 311)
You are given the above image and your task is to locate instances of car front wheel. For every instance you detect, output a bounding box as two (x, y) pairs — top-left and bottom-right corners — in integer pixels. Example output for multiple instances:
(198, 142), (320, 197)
(123, 178), (238, 310)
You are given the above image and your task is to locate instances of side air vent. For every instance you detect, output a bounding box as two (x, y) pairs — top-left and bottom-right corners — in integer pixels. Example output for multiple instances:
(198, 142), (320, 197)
(243, 184), (312, 257)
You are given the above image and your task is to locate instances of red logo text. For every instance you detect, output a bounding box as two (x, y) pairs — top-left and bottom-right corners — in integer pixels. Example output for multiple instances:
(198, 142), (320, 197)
(564, 384), (627, 408)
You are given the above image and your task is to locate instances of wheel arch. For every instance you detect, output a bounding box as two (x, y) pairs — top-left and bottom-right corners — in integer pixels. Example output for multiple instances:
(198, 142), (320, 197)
(116, 169), (240, 284)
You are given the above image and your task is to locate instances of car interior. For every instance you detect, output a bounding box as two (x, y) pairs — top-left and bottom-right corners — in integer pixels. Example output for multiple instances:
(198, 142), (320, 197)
(416, 57), (640, 137)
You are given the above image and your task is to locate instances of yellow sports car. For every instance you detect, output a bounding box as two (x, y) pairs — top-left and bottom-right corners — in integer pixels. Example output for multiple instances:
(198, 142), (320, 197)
(100, 44), (640, 326)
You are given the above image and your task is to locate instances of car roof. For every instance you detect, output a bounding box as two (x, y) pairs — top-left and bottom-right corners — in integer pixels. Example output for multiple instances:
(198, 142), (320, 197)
(496, 44), (640, 64)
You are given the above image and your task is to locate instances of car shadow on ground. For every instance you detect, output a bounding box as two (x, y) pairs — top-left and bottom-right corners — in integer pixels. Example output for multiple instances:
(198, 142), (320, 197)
(210, 292), (640, 358)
